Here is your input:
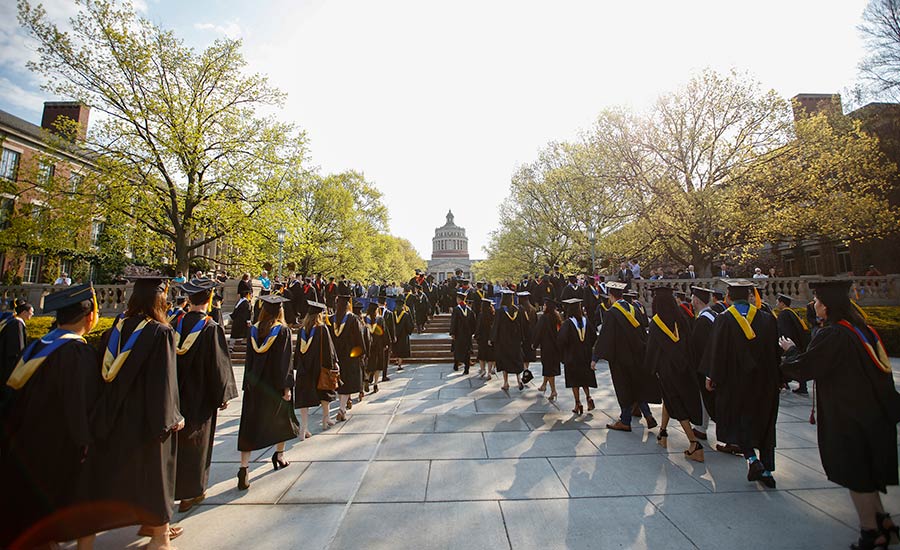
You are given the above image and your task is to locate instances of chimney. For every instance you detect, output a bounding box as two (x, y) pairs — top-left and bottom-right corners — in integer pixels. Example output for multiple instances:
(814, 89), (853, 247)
(41, 101), (91, 141)
(791, 93), (842, 121)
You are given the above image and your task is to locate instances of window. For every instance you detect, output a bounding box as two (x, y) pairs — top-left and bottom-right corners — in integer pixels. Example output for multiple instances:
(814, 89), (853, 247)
(0, 148), (20, 180)
(91, 221), (103, 247)
(38, 161), (55, 186)
(23, 254), (42, 283)
(69, 173), (83, 193)
(835, 245), (852, 274)
(807, 250), (821, 275)
(782, 254), (795, 277)
(0, 198), (13, 229)
(60, 259), (74, 278)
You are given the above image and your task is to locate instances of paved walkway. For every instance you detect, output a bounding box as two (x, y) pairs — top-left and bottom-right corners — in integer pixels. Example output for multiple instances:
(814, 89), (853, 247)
(80, 357), (900, 550)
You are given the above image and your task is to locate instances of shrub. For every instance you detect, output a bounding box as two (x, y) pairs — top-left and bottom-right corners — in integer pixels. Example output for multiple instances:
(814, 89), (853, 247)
(791, 306), (900, 355)
(26, 316), (117, 349)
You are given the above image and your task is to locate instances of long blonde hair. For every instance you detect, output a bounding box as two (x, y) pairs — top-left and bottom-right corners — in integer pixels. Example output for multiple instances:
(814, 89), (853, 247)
(302, 310), (325, 332)
(258, 304), (287, 336)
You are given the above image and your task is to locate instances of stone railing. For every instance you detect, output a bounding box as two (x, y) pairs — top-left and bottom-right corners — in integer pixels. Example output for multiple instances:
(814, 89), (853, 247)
(0, 279), (261, 316)
(631, 275), (900, 315)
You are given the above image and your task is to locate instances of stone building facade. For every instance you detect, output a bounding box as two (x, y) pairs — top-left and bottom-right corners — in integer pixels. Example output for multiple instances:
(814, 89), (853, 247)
(427, 210), (480, 282)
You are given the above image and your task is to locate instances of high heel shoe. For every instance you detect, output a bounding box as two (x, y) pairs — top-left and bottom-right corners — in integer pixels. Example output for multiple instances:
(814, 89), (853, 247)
(685, 441), (705, 463)
(586, 398), (595, 411)
(851, 528), (889, 550)
(572, 402), (583, 416)
(271, 451), (289, 470)
(336, 410), (348, 422)
(657, 428), (668, 449)
(518, 381), (524, 391)
(237, 466), (250, 491)
(538, 383), (547, 393)
(548, 391), (557, 402)
(877, 512), (900, 545)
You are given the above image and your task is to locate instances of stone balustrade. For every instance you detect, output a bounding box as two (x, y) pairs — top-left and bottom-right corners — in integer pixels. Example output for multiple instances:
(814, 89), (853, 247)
(631, 275), (900, 314)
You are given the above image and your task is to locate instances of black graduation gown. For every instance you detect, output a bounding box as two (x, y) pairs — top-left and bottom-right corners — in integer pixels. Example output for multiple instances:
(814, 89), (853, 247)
(0, 317), (26, 417)
(584, 286), (601, 323)
(705, 305), (780, 454)
(238, 328), (299, 451)
(533, 313), (561, 377)
(0, 338), (98, 547)
(777, 308), (809, 351)
(392, 307), (414, 358)
(174, 313), (238, 501)
(520, 307), (538, 362)
(331, 313), (365, 395)
(691, 308), (718, 421)
(491, 307), (525, 374)
(646, 319), (702, 424)
(560, 284), (582, 302)
(593, 302), (608, 328)
(414, 294), (430, 326)
(558, 317), (598, 388)
(782, 323), (900, 493)
(450, 304), (476, 364)
(210, 306), (223, 326)
(475, 309), (495, 361)
(364, 317), (389, 374)
(594, 302), (661, 408)
(90, 319), (181, 529)
(284, 281), (301, 324)
(294, 326), (337, 408)
(230, 299), (251, 339)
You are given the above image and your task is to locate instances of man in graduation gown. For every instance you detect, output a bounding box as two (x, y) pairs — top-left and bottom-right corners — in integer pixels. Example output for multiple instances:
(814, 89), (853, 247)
(594, 281), (660, 431)
(560, 275), (583, 302)
(450, 291), (477, 373)
(378, 295), (397, 380)
(0, 285), (99, 549)
(173, 279), (239, 513)
(774, 294), (810, 395)
(0, 301), (31, 420)
(230, 289), (252, 343)
(583, 276), (601, 323)
(704, 279), (781, 488)
(688, 286), (721, 444)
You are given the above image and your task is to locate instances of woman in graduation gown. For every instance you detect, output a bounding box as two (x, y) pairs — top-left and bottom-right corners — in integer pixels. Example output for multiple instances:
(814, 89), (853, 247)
(1, 287), (97, 550)
(490, 291), (525, 391)
(173, 280), (238, 513)
(533, 297), (562, 401)
(364, 302), (389, 393)
(330, 295), (366, 421)
(558, 299), (598, 415)
(518, 292), (538, 373)
(294, 301), (337, 436)
(236, 295), (300, 491)
(644, 287), (704, 461)
(391, 295), (415, 370)
(89, 276), (184, 549)
(0, 300), (32, 418)
(230, 289), (252, 341)
(475, 299), (496, 379)
(781, 281), (900, 550)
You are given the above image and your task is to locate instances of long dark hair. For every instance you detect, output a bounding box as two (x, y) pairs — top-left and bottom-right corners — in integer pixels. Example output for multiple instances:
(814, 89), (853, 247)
(480, 301), (495, 327)
(652, 292), (685, 333)
(500, 293), (516, 310)
(819, 294), (867, 329)
(258, 303), (287, 337)
(125, 284), (167, 324)
(520, 297), (536, 319)
(564, 302), (582, 319)
(543, 302), (562, 328)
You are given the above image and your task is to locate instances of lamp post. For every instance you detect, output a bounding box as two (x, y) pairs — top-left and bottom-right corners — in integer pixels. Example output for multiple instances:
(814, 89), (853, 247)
(588, 228), (596, 278)
(276, 228), (286, 279)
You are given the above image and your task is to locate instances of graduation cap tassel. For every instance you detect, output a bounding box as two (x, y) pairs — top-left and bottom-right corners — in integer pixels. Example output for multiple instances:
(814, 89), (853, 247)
(809, 381), (816, 425)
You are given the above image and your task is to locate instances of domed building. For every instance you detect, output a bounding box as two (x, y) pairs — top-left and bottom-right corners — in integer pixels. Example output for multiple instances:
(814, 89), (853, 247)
(427, 210), (478, 282)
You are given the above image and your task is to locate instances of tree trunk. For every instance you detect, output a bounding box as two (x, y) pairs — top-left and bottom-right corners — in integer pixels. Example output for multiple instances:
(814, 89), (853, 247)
(175, 233), (190, 274)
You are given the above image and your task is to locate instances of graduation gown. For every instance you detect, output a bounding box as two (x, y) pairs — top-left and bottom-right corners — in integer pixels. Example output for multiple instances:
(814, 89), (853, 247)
(584, 286), (601, 324)
(230, 298), (251, 339)
(364, 316), (389, 374)
(645, 318), (702, 424)
(776, 308), (809, 351)
(238, 327), (299, 451)
(594, 301), (661, 408)
(705, 304), (780, 454)
(560, 284), (583, 302)
(558, 317), (597, 387)
(391, 307), (414, 358)
(0, 316), (26, 416)
(331, 313), (365, 395)
(293, 326), (337, 408)
(533, 313), (561, 377)
(90, 319), (181, 529)
(414, 294), (430, 326)
(0, 337), (98, 547)
(450, 304), (476, 364)
(782, 323), (900, 493)
(691, 307), (718, 421)
(491, 307), (525, 374)
(475, 309), (495, 362)
(173, 313), (238, 501)
(520, 306), (538, 362)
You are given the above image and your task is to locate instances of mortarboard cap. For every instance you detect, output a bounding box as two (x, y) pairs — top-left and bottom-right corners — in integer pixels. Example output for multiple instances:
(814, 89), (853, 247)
(456, 290), (468, 297)
(567, 274), (578, 281)
(712, 289), (725, 299)
(516, 291), (531, 297)
(650, 286), (674, 295)
(499, 289), (515, 295)
(458, 279), (470, 285)
(623, 290), (639, 298)
(306, 300), (327, 313)
(776, 294), (795, 306)
(258, 294), (291, 305)
(42, 283), (95, 314)
(542, 297), (559, 306)
(808, 280), (853, 306)
(122, 266), (171, 293)
(606, 281), (627, 290)
(179, 278), (221, 295)
(562, 298), (583, 305)
(721, 278), (755, 287)
(691, 286), (712, 301)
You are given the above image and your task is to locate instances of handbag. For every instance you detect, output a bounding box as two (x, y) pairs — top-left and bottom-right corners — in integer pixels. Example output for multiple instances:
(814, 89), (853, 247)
(317, 328), (342, 391)
(522, 368), (534, 384)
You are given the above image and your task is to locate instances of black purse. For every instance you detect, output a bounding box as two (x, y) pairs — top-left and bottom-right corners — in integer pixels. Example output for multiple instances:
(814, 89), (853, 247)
(522, 368), (534, 384)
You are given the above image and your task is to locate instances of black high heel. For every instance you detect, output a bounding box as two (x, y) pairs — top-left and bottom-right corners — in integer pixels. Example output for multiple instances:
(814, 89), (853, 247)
(586, 398), (595, 411)
(851, 528), (888, 550)
(572, 402), (583, 416)
(271, 451), (289, 470)
(237, 466), (250, 491)
(876, 513), (899, 545)
(657, 428), (668, 449)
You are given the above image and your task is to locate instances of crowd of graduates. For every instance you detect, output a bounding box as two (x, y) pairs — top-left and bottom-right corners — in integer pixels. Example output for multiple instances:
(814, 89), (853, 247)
(0, 261), (899, 550)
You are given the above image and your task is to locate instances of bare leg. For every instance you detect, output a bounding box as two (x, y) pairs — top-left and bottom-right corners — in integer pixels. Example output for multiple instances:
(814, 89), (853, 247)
(502, 371), (509, 389)
(549, 377), (557, 398)
(338, 394), (350, 419)
(678, 419), (697, 443)
(76, 535), (95, 550)
(539, 376), (548, 392)
(851, 491), (882, 531)
(276, 441), (286, 452)
(240, 451), (251, 468)
(661, 405), (670, 431)
(148, 524), (174, 550)
(322, 400), (335, 429)
(300, 408), (311, 439)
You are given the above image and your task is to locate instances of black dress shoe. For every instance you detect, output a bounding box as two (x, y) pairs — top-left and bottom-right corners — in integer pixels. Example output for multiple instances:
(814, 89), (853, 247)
(747, 459), (765, 482)
(759, 473), (776, 489)
(382, 375), (391, 381)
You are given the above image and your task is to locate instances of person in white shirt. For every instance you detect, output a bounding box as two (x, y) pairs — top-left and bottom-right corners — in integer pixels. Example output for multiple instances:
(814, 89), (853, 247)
(752, 267), (768, 279)
(53, 272), (71, 286)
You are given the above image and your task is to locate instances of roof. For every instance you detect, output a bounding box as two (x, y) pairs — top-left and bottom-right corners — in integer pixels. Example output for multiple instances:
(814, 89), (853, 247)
(0, 108), (98, 166)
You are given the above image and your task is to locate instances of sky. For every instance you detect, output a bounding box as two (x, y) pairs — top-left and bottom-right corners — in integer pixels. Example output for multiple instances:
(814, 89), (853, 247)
(0, 0), (872, 261)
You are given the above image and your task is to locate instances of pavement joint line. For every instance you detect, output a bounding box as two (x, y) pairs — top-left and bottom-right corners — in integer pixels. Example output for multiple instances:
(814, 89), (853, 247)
(643, 495), (702, 550)
(323, 382), (401, 550)
(546, 456), (573, 498)
(273, 461), (312, 504)
(495, 499), (514, 550)
(423, 460), (433, 502)
(785, 489), (858, 530)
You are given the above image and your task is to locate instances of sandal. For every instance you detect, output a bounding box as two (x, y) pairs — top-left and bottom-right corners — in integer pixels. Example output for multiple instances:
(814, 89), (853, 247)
(657, 428), (668, 449)
(685, 441), (705, 463)
(851, 528), (888, 550)
(137, 525), (183, 539)
(877, 513), (899, 545)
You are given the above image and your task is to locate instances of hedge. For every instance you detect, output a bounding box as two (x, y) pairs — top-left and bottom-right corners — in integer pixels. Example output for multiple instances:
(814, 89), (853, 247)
(22, 305), (900, 355)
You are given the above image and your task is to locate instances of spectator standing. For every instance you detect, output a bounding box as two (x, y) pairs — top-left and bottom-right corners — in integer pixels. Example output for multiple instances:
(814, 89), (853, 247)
(53, 272), (72, 286)
(752, 268), (768, 279)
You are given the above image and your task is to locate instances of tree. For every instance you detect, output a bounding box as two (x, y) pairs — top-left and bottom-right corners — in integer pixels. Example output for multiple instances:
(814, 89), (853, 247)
(18, 0), (306, 273)
(859, 0), (900, 100)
